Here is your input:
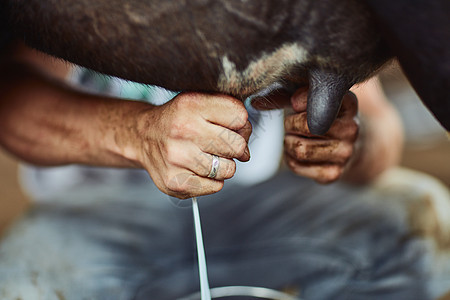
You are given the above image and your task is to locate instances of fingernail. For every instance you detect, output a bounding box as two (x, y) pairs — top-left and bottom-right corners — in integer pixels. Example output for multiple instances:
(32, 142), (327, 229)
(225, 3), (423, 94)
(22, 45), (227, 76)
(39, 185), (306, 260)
(244, 146), (250, 160)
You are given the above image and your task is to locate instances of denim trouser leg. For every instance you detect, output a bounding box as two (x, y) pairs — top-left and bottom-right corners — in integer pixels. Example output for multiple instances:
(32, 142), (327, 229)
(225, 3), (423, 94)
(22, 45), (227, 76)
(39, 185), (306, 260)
(0, 170), (449, 299)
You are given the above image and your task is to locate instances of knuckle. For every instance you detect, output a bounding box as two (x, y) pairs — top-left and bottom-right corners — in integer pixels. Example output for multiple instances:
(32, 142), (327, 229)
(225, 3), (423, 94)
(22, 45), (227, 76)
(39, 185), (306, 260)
(168, 120), (184, 138)
(165, 147), (181, 166)
(184, 121), (199, 137)
(176, 92), (200, 108)
(169, 120), (197, 139)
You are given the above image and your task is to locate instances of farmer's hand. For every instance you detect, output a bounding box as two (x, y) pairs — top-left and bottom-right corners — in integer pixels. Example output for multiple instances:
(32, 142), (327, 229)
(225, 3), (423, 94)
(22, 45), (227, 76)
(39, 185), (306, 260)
(251, 87), (359, 184)
(0, 44), (252, 200)
(136, 92), (251, 199)
(283, 89), (359, 183)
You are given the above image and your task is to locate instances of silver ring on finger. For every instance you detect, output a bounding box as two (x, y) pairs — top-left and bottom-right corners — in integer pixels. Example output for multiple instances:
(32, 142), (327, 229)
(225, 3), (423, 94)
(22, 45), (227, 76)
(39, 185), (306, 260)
(207, 155), (220, 179)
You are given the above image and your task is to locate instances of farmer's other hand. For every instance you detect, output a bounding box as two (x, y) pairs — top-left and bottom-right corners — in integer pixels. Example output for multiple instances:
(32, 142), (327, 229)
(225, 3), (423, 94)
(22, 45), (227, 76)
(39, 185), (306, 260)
(284, 89), (359, 183)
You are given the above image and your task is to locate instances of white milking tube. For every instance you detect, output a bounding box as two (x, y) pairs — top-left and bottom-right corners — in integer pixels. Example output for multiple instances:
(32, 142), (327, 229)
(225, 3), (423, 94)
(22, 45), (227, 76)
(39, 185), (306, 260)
(192, 197), (211, 300)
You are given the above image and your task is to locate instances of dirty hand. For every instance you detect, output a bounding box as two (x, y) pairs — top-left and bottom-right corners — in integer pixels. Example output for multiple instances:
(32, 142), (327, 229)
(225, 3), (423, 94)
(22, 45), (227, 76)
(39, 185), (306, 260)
(135, 92), (251, 199)
(284, 89), (359, 183)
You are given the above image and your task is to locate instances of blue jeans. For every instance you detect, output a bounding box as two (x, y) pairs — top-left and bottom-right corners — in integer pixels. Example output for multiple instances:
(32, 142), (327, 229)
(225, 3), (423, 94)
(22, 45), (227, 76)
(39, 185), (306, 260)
(0, 169), (449, 299)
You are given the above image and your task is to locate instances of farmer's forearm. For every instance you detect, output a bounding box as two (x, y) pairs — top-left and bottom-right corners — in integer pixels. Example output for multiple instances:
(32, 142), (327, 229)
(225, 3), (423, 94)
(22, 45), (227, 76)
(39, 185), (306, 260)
(0, 59), (152, 168)
(343, 78), (404, 184)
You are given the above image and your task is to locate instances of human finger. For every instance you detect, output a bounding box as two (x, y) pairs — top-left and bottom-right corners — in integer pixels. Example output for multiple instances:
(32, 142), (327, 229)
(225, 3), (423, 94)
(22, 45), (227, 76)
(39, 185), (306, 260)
(166, 112), (249, 162)
(164, 171), (225, 199)
(325, 115), (359, 141)
(284, 111), (317, 137)
(185, 151), (237, 181)
(316, 92), (358, 140)
(285, 110), (359, 141)
(284, 154), (344, 184)
(198, 124), (250, 161)
(160, 140), (238, 180)
(290, 88), (356, 115)
(284, 134), (353, 164)
(236, 120), (252, 160)
(286, 90), (358, 136)
(237, 119), (252, 143)
(200, 94), (249, 131)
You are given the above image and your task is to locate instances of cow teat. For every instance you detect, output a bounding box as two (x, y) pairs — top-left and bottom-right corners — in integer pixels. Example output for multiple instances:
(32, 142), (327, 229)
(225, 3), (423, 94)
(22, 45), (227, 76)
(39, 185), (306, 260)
(306, 69), (352, 135)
